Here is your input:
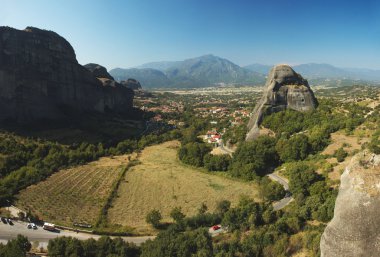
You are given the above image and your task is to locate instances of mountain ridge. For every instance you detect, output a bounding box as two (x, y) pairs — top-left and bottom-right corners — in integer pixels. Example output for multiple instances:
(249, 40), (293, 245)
(245, 62), (380, 81)
(111, 57), (380, 89)
(110, 55), (265, 89)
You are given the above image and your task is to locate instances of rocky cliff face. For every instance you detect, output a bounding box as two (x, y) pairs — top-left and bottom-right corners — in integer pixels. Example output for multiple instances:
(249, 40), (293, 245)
(246, 64), (317, 140)
(84, 63), (135, 113)
(0, 26), (133, 123)
(320, 151), (380, 257)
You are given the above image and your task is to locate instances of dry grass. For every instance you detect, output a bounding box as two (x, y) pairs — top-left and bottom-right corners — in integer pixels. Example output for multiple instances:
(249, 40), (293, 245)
(108, 140), (259, 234)
(320, 130), (369, 181)
(16, 154), (134, 227)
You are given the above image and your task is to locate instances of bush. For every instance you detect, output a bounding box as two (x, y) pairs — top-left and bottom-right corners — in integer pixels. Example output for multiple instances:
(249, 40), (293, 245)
(146, 209), (162, 228)
(334, 147), (348, 162)
(203, 154), (231, 171)
(170, 207), (185, 223)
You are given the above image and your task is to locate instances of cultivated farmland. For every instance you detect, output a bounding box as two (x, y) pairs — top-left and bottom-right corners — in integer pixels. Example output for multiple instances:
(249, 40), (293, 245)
(16, 154), (134, 227)
(108, 140), (259, 234)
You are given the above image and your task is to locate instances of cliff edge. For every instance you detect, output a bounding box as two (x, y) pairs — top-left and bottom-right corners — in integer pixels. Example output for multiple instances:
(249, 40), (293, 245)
(0, 26), (133, 123)
(320, 151), (380, 257)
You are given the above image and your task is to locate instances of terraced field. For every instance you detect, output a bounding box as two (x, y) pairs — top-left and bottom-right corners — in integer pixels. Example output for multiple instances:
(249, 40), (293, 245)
(16, 155), (133, 227)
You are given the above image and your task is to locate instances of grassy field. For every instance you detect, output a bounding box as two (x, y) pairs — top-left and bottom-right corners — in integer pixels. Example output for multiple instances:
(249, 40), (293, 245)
(108, 140), (259, 234)
(16, 154), (134, 227)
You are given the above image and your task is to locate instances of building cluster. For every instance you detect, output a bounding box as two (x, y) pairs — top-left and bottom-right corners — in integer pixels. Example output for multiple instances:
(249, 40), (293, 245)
(204, 130), (222, 145)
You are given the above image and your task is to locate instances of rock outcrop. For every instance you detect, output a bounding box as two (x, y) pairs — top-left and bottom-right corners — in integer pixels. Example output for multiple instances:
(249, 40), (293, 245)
(246, 64), (317, 140)
(0, 26), (134, 123)
(320, 152), (380, 257)
(84, 63), (114, 80)
(121, 78), (142, 90)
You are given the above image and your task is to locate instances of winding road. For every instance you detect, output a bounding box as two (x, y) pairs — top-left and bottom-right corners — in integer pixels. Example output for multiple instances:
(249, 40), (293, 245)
(267, 173), (294, 210)
(218, 141), (293, 210)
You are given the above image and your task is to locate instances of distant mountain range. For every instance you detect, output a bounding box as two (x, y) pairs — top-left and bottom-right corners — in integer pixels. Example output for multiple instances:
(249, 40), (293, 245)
(110, 56), (380, 89)
(110, 55), (265, 89)
(245, 63), (380, 82)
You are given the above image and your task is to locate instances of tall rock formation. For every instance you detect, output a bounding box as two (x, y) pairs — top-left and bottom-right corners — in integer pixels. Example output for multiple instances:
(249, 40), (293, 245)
(246, 64), (317, 140)
(0, 26), (134, 123)
(320, 151), (380, 257)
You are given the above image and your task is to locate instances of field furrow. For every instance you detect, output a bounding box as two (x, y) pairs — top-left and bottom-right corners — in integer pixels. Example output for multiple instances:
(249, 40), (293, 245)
(16, 155), (131, 227)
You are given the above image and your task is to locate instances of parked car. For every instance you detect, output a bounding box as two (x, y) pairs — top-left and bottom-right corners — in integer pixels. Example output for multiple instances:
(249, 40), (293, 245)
(31, 223), (37, 229)
(1, 217), (7, 224)
(7, 218), (13, 225)
(212, 225), (221, 231)
(27, 223), (32, 229)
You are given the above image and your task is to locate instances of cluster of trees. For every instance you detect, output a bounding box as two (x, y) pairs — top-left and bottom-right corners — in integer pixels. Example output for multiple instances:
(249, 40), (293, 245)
(178, 142), (212, 167)
(48, 236), (140, 257)
(178, 141), (233, 172)
(286, 162), (337, 222)
(0, 235), (31, 257)
(262, 99), (367, 136)
(229, 136), (278, 179)
(142, 196), (323, 257)
(141, 228), (213, 257)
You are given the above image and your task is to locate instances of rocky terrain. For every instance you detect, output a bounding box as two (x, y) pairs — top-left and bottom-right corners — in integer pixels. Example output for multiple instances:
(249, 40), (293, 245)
(246, 64), (317, 140)
(320, 151), (380, 257)
(0, 26), (134, 123)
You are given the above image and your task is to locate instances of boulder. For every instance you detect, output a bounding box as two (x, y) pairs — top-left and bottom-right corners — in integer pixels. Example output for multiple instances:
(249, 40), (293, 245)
(84, 63), (114, 80)
(121, 78), (142, 90)
(320, 152), (380, 257)
(246, 64), (317, 140)
(0, 26), (134, 123)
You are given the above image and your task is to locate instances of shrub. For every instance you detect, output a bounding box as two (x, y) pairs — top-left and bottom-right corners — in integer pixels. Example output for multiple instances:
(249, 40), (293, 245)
(146, 209), (162, 228)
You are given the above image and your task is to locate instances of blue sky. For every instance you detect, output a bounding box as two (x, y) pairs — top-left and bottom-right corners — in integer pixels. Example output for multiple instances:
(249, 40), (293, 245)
(2, 0), (379, 70)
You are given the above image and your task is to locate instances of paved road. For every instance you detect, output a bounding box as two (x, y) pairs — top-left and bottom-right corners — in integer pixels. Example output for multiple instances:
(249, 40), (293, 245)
(0, 220), (155, 248)
(267, 173), (294, 210)
(267, 173), (290, 191)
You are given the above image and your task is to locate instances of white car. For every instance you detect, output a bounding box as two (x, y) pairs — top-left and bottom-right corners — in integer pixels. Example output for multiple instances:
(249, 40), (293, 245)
(31, 223), (37, 229)
(27, 223), (32, 229)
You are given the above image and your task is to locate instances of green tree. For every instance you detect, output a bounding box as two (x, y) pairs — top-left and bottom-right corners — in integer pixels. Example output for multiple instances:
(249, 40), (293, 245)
(334, 147), (347, 162)
(146, 209), (162, 228)
(216, 200), (231, 215)
(259, 177), (286, 201)
(0, 235), (31, 257)
(229, 136), (278, 179)
(178, 142), (211, 167)
(276, 134), (310, 162)
(170, 207), (185, 223)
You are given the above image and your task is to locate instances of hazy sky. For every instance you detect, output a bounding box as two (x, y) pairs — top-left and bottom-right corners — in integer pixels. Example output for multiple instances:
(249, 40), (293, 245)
(2, 0), (379, 70)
